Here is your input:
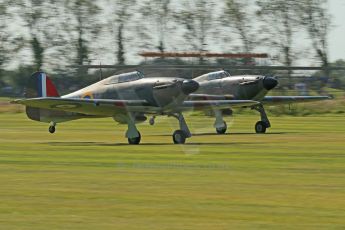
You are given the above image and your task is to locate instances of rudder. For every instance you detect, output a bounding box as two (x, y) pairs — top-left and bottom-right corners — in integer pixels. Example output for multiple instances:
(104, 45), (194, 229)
(25, 71), (59, 98)
(25, 71), (62, 122)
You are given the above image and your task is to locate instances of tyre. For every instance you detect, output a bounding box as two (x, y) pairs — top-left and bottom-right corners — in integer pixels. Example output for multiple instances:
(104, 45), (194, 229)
(255, 121), (267, 134)
(128, 132), (141, 144)
(49, 126), (56, 134)
(173, 130), (186, 144)
(216, 122), (227, 134)
(149, 117), (155, 126)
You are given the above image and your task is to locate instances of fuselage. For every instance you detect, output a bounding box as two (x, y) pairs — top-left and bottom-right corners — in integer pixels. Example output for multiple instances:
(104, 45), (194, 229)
(193, 71), (278, 101)
(63, 71), (199, 110)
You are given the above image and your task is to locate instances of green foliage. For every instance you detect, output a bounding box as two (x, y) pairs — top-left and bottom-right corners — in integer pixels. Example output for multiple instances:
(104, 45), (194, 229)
(224, 0), (254, 53)
(65, 0), (101, 66)
(30, 37), (44, 69)
(0, 0), (23, 72)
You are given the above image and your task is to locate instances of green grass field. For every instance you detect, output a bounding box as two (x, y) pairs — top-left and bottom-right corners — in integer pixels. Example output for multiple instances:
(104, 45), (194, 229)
(0, 113), (345, 229)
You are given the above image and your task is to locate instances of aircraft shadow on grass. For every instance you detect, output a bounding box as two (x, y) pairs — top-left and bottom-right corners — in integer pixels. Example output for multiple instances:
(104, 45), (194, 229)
(42, 132), (287, 146)
(43, 141), (261, 147)
(158, 132), (288, 137)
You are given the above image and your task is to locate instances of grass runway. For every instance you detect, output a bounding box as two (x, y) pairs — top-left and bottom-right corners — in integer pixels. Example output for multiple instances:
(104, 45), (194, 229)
(0, 113), (345, 229)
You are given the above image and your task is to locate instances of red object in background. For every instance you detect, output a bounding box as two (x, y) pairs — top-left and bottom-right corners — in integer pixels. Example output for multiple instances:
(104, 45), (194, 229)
(139, 52), (268, 59)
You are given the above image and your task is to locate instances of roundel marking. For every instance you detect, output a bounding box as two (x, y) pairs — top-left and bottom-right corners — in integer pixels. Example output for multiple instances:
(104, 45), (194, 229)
(51, 103), (81, 109)
(82, 92), (94, 99)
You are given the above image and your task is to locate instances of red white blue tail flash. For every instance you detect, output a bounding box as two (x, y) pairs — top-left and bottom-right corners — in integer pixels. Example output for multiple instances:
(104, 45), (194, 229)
(37, 72), (59, 97)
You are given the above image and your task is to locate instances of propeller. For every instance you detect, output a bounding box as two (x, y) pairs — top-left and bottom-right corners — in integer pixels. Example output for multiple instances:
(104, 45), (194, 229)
(263, 76), (278, 90)
(181, 79), (199, 95)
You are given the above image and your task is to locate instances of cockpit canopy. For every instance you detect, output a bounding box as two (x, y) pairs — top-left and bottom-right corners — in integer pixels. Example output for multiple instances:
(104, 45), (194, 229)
(106, 71), (144, 84)
(194, 70), (231, 82)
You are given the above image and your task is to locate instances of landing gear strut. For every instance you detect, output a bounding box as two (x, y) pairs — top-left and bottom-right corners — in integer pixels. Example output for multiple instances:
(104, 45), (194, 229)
(214, 110), (227, 134)
(48, 122), (56, 134)
(125, 114), (141, 145)
(171, 113), (191, 144)
(252, 104), (271, 134)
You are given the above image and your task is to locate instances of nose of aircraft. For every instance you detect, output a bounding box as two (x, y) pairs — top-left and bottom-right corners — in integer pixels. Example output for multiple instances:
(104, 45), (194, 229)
(263, 76), (278, 90)
(181, 79), (199, 95)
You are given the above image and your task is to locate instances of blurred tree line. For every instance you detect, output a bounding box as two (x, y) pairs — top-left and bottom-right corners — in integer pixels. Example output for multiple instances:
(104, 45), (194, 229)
(0, 0), (343, 96)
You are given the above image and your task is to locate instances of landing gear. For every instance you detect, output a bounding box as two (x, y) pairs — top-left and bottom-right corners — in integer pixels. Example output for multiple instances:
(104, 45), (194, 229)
(118, 112), (192, 145)
(128, 132), (141, 145)
(123, 114), (142, 145)
(48, 122), (56, 134)
(255, 121), (268, 134)
(149, 116), (155, 126)
(216, 122), (227, 134)
(214, 110), (227, 134)
(173, 130), (187, 144)
(171, 113), (191, 144)
(49, 126), (55, 134)
(252, 104), (271, 134)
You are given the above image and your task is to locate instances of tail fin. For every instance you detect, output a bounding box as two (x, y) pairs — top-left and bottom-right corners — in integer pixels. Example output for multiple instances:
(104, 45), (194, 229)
(25, 71), (59, 98)
(25, 71), (64, 123)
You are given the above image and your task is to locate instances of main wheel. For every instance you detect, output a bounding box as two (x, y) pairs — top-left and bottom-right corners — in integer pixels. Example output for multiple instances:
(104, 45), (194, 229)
(128, 132), (141, 145)
(173, 130), (187, 144)
(216, 122), (227, 134)
(49, 126), (56, 134)
(149, 117), (155, 126)
(255, 121), (267, 134)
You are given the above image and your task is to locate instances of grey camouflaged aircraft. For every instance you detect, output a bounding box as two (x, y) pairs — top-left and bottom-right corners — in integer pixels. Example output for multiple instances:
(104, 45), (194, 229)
(181, 70), (330, 134)
(12, 71), (259, 144)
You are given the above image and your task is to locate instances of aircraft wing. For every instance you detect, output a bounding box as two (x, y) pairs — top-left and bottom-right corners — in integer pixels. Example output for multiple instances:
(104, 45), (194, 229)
(179, 100), (259, 111)
(11, 97), (157, 116)
(12, 98), (258, 115)
(261, 96), (331, 105)
(188, 94), (235, 100)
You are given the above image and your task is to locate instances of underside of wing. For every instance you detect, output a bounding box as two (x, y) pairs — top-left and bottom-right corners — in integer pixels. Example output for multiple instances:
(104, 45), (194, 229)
(180, 100), (259, 111)
(188, 94), (235, 100)
(12, 98), (155, 116)
(262, 96), (331, 105)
